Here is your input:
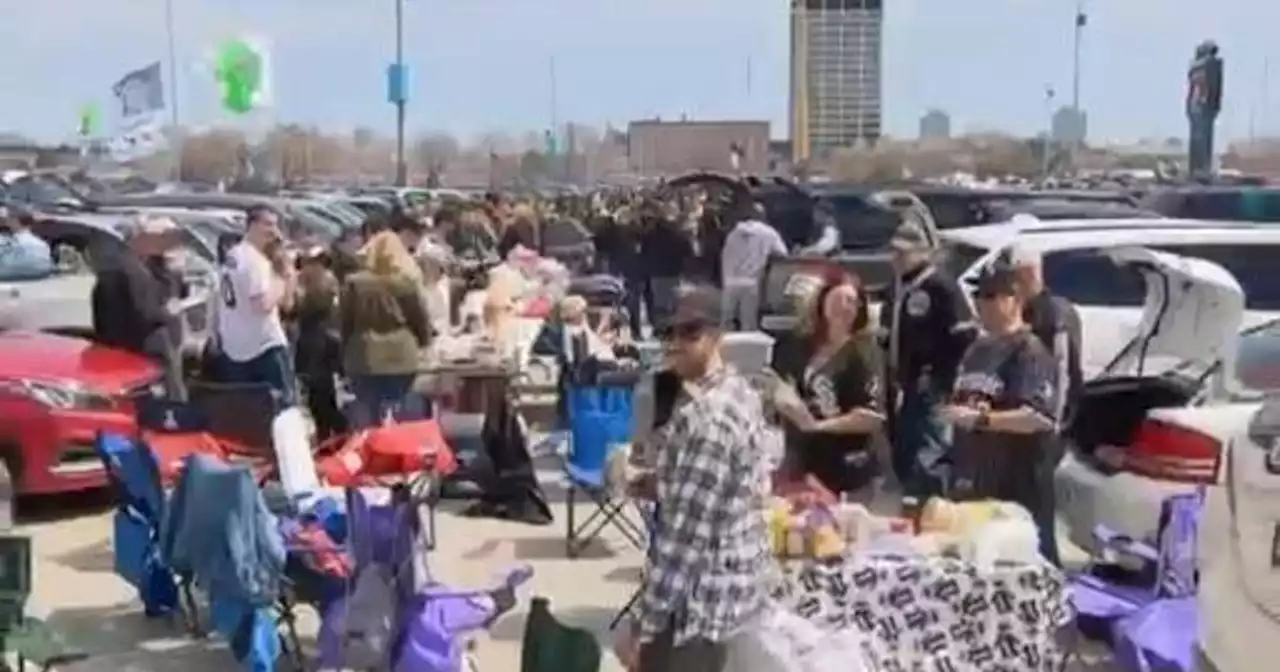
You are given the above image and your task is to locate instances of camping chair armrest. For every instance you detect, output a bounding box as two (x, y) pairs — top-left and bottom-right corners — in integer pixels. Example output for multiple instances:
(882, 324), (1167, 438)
(1092, 524), (1159, 563)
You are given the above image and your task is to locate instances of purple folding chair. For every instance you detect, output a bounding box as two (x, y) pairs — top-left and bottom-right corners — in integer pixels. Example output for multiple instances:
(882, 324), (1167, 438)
(396, 565), (534, 672)
(315, 486), (420, 669)
(1068, 488), (1204, 671)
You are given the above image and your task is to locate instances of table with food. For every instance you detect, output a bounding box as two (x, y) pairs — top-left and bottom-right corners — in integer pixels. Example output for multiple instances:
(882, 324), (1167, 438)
(767, 490), (1073, 672)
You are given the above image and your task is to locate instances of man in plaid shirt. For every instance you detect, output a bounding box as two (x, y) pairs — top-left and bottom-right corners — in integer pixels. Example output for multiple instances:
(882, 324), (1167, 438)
(623, 285), (777, 672)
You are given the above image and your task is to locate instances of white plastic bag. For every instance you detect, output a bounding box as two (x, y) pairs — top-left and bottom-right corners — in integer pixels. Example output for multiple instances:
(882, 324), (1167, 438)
(726, 608), (873, 672)
(961, 515), (1042, 567)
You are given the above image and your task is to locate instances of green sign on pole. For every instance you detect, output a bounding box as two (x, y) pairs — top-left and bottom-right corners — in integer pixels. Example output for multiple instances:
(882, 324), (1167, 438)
(77, 104), (100, 138)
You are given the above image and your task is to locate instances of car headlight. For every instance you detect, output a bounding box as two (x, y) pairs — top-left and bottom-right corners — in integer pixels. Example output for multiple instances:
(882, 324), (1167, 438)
(2, 380), (117, 411)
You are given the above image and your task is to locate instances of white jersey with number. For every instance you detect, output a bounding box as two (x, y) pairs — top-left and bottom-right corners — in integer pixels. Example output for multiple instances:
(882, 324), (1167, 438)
(216, 241), (288, 362)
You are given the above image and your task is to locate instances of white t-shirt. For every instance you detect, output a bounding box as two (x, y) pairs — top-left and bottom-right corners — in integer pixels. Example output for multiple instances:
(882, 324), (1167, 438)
(216, 241), (288, 362)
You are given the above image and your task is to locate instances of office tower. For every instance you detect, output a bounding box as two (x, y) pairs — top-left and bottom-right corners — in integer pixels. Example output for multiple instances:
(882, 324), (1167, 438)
(789, 0), (884, 163)
(919, 109), (951, 141)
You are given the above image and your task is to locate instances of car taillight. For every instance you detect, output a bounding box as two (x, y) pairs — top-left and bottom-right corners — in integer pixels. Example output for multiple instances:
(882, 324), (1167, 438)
(1125, 419), (1222, 484)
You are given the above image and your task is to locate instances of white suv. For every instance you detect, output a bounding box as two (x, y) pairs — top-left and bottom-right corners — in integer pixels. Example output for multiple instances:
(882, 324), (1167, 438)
(941, 216), (1280, 374)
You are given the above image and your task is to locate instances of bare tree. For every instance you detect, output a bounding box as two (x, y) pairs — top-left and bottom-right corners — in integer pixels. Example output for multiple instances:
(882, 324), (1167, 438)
(179, 129), (247, 184)
(413, 132), (460, 172)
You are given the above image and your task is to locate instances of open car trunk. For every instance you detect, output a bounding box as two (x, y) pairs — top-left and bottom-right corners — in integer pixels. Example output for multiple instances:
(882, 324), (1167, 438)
(1065, 375), (1200, 457)
(1064, 246), (1245, 462)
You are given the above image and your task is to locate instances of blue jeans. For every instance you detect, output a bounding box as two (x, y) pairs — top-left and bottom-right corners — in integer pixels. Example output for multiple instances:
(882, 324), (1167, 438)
(893, 384), (951, 498)
(349, 374), (422, 429)
(219, 345), (298, 409)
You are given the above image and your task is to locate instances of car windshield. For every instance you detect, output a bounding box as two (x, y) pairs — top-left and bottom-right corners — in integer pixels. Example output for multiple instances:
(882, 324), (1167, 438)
(1167, 319), (1280, 396)
(293, 207), (343, 240)
(0, 232), (55, 281)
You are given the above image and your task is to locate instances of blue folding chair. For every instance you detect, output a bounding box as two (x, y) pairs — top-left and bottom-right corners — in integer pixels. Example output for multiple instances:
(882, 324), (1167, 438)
(93, 431), (201, 633)
(562, 383), (645, 558)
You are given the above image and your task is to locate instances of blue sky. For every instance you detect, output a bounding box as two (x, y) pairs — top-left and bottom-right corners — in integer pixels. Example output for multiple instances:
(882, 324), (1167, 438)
(3, 0), (1277, 144)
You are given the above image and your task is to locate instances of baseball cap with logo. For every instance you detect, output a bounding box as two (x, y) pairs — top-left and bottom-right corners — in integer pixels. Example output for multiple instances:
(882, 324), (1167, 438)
(889, 220), (931, 253)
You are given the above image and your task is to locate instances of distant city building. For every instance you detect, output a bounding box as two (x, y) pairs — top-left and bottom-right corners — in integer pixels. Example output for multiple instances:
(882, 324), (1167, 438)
(626, 119), (770, 176)
(919, 109), (951, 140)
(1051, 106), (1088, 145)
(789, 0), (883, 162)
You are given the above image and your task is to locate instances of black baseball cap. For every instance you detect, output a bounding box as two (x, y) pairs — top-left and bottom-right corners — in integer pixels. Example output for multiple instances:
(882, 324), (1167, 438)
(973, 265), (1020, 299)
(661, 285), (724, 336)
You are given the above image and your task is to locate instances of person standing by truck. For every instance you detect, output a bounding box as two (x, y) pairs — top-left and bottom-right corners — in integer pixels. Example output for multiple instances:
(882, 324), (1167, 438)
(720, 201), (787, 331)
(881, 220), (977, 497)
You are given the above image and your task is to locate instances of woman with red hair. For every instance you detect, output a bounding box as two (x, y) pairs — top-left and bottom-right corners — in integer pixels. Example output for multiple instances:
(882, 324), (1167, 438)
(775, 266), (886, 499)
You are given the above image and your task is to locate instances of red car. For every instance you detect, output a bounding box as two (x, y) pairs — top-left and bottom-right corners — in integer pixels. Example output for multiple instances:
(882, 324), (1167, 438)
(0, 331), (195, 494)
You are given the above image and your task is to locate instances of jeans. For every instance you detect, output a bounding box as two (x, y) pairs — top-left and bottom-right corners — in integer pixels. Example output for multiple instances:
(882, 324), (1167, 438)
(893, 384), (951, 498)
(349, 374), (421, 429)
(219, 345), (298, 409)
(721, 282), (761, 331)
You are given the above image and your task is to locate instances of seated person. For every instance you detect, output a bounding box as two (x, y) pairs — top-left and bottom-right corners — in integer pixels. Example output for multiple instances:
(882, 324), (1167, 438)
(532, 295), (617, 423)
(0, 207), (53, 281)
(531, 295), (615, 369)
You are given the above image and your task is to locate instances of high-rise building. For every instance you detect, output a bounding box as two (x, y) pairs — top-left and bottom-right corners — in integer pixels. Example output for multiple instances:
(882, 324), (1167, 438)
(919, 109), (951, 140)
(789, 0), (884, 162)
(1051, 106), (1088, 145)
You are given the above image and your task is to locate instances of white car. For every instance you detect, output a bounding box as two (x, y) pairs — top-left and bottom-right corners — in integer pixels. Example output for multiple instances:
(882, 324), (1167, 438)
(941, 216), (1280, 374)
(1050, 247), (1269, 551)
(1198, 394), (1280, 672)
(939, 217), (1280, 552)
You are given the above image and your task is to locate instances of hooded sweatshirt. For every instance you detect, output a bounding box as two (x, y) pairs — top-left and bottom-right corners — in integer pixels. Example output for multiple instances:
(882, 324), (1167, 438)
(721, 218), (787, 287)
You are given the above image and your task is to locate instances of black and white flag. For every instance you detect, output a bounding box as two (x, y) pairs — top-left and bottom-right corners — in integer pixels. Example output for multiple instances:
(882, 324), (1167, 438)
(112, 62), (166, 119)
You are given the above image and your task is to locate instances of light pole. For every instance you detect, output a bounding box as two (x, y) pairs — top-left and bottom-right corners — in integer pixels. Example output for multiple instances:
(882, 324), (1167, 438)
(1042, 86), (1056, 179)
(393, 0), (407, 186)
(1070, 0), (1086, 166)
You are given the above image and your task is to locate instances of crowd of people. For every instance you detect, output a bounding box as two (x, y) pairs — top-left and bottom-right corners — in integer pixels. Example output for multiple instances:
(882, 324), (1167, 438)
(82, 185), (1087, 671)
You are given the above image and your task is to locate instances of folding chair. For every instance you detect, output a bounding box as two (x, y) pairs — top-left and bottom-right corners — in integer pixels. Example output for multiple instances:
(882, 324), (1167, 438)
(1067, 488), (1205, 669)
(0, 534), (90, 671)
(160, 453), (298, 671)
(562, 383), (644, 558)
(608, 501), (657, 631)
(93, 431), (201, 634)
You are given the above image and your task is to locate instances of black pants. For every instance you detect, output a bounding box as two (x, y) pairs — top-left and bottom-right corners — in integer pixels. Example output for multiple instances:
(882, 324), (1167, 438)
(624, 275), (648, 339)
(304, 373), (347, 442)
(637, 625), (728, 672)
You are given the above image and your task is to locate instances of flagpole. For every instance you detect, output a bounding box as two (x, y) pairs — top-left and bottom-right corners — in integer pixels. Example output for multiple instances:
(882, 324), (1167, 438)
(165, 0), (179, 127)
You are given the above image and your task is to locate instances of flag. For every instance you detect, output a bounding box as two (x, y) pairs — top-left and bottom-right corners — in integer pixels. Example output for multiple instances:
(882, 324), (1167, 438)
(77, 104), (101, 137)
(214, 38), (271, 114)
(1075, 12), (1087, 27)
(112, 62), (166, 118)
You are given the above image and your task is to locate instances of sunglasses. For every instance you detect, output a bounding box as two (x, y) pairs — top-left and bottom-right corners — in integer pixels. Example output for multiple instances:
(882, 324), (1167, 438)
(657, 322), (707, 342)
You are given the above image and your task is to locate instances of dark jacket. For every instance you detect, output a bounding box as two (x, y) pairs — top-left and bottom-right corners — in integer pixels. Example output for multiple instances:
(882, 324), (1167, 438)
(91, 255), (174, 355)
(339, 271), (430, 376)
(639, 218), (693, 279)
(498, 218), (541, 258)
(290, 274), (341, 379)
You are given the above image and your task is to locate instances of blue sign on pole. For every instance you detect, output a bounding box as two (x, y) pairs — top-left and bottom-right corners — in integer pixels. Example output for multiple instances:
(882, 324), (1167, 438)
(387, 64), (410, 104)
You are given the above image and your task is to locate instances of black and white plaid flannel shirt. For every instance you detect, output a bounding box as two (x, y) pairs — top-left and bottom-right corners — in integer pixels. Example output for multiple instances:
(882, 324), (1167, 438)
(638, 365), (778, 645)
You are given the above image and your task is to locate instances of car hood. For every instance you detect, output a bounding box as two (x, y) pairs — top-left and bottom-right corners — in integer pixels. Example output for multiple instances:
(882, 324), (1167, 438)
(1101, 246), (1245, 376)
(0, 331), (160, 393)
